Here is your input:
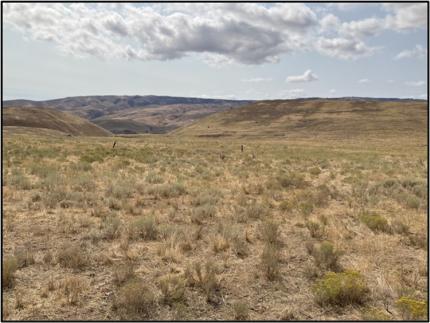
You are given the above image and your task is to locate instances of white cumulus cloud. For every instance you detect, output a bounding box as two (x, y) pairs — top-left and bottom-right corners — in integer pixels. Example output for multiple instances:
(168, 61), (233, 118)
(395, 45), (427, 60)
(286, 70), (318, 83)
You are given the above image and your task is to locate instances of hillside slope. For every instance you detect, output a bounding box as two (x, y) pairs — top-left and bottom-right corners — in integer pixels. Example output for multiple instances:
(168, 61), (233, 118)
(3, 96), (252, 134)
(174, 99), (427, 143)
(3, 107), (112, 136)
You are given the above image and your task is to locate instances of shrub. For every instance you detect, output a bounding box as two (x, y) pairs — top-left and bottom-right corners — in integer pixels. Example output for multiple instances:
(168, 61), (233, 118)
(62, 276), (87, 305)
(309, 167), (321, 176)
(259, 220), (280, 246)
(159, 274), (186, 304)
(3, 256), (17, 289)
(260, 244), (280, 281)
(191, 205), (216, 224)
(102, 214), (121, 240)
(106, 180), (134, 199)
(9, 169), (32, 190)
(114, 278), (156, 320)
(396, 297), (428, 320)
(361, 307), (392, 320)
(279, 199), (293, 212)
(232, 301), (249, 320)
(147, 183), (186, 199)
(314, 270), (369, 306)
(14, 247), (35, 269)
(130, 216), (158, 240)
(244, 201), (269, 220)
(306, 220), (326, 239)
(212, 233), (230, 253)
(57, 243), (88, 270)
(360, 212), (390, 233)
(145, 172), (164, 184)
(278, 172), (308, 189)
(185, 261), (219, 300)
(113, 263), (135, 286)
(232, 236), (249, 258)
(312, 241), (341, 272)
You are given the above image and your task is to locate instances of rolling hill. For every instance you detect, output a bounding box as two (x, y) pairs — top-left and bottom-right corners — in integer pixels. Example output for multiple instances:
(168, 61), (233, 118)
(3, 107), (112, 136)
(3, 95), (252, 134)
(173, 98), (427, 144)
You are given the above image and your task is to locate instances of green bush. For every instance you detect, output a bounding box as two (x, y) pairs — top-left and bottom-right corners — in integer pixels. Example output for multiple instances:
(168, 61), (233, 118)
(360, 212), (390, 233)
(396, 297), (428, 320)
(314, 270), (369, 306)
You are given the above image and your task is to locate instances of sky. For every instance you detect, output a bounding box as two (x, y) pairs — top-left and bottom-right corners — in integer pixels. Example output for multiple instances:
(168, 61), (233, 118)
(3, 2), (428, 101)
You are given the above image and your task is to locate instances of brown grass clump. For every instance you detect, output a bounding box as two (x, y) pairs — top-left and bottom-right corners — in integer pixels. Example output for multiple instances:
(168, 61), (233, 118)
(232, 301), (249, 320)
(130, 216), (158, 240)
(14, 246), (35, 269)
(311, 241), (342, 272)
(61, 275), (87, 305)
(113, 263), (135, 286)
(159, 274), (187, 305)
(57, 243), (88, 270)
(185, 260), (220, 301)
(3, 256), (18, 289)
(260, 243), (281, 281)
(114, 278), (156, 320)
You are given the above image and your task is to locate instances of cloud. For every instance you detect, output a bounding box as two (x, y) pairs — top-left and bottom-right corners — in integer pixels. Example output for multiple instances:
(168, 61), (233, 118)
(405, 81), (426, 87)
(383, 3), (427, 30)
(3, 3), (318, 65)
(316, 37), (377, 60)
(330, 89), (336, 94)
(340, 18), (385, 38)
(4, 3), (426, 65)
(286, 70), (318, 83)
(358, 79), (370, 84)
(395, 45), (427, 60)
(242, 77), (273, 83)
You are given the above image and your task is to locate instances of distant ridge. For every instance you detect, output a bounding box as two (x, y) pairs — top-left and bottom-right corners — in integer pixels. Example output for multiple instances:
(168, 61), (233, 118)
(3, 95), (253, 134)
(3, 106), (112, 137)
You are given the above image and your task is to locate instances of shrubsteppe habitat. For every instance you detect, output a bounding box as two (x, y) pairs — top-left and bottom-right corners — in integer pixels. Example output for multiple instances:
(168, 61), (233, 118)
(2, 2), (428, 321)
(2, 97), (428, 320)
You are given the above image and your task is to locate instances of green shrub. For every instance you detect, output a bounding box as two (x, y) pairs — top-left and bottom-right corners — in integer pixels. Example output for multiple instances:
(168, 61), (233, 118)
(314, 270), (369, 306)
(396, 297), (428, 320)
(3, 256), (17, 289)
(147, 183), (186, 198)
(360, 212), (390, 233)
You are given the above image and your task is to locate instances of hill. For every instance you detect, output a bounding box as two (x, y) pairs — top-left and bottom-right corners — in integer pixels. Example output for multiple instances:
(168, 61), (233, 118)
(3, 107), (112, 136)
(3, 96), (252, 134)
(174, 99), (427, 144)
